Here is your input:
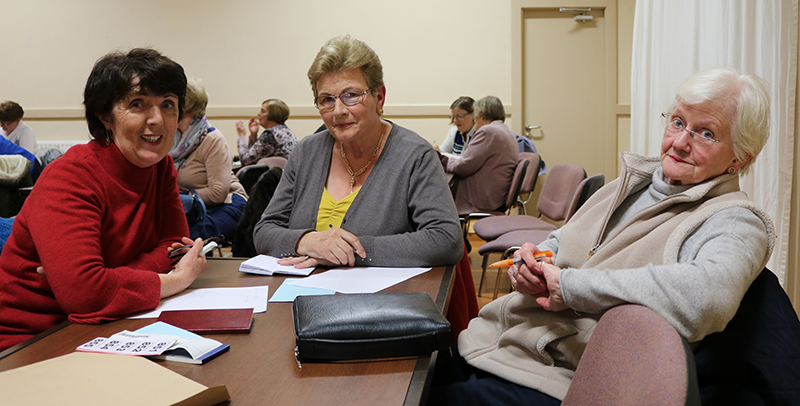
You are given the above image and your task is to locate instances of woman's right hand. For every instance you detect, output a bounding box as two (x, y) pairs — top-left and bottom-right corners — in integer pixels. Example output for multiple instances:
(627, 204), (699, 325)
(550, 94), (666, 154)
(159, 237), (206, 298)
(293, 228), (366, 267)
(248, 117), (259, 138)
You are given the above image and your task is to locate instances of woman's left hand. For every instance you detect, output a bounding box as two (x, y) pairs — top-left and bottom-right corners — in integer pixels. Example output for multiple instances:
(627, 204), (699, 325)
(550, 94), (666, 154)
(528, 261), (567, 312)
(292, 228), (366, 267)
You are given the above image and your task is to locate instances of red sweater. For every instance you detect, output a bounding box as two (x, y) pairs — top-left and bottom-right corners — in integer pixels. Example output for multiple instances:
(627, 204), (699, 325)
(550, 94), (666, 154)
(0, 141), (189, 351)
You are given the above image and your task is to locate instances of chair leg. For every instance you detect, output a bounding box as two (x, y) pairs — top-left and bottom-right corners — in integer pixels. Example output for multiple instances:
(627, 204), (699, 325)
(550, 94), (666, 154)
(493, 264), (505, 300)
(477, 255), (489, 297)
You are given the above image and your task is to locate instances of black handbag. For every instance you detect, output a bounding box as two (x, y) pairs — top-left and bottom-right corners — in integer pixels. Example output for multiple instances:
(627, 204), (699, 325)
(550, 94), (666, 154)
(292, 292), (450, 362)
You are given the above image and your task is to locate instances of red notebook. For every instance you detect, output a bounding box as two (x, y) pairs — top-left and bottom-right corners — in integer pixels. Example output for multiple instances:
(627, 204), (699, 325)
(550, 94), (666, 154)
(157, 308), (254, 334)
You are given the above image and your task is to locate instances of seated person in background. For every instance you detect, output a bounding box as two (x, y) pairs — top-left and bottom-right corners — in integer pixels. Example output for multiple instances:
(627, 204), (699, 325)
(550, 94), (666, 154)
(435, 96), (476, 156)
(429, 67), (775, 405)
(0, 135), (35, 168)
(236, 98), (298, 166)
(440, 96), (519, 215)
(0, 101), (37, 155)
(0, 48), (207, 352)
(254, 35), (463, 268)
(170, 78), (247, 242)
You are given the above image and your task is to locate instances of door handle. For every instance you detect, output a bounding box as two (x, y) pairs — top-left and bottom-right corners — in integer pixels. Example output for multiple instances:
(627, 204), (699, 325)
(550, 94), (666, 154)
(525, 125), (542, 139)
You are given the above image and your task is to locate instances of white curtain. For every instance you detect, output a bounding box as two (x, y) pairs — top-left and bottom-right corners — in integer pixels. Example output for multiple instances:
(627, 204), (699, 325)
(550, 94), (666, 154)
(631, 0), (797, 284)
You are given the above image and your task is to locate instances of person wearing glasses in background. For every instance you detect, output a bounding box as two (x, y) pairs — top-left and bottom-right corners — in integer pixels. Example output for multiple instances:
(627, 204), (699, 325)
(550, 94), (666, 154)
(440, 96), (519, 216)
(236, 98), (298, 167)
(430, 67), (775, 405)
(435, 96), (475, 157)
(253, 35), (462, 268)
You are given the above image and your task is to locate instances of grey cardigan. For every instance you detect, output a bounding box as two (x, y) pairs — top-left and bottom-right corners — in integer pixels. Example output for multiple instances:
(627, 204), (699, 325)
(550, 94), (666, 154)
(253, 123), (463, 267)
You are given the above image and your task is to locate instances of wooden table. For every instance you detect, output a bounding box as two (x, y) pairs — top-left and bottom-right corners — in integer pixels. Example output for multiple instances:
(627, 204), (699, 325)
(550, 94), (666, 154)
(0, 258), (455, 406)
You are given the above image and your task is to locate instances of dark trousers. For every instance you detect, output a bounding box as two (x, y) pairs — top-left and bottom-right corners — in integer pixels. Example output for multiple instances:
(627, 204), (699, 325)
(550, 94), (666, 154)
(428, 344), (561, 406)
(191, 194), (246, 243)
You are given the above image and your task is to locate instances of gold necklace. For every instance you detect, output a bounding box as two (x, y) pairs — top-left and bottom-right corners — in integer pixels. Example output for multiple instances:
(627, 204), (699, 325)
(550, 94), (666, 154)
(340, 124), (386, 192)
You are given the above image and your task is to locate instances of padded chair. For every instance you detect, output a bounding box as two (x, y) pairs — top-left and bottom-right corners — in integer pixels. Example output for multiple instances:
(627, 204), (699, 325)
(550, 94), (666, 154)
(562, 304), (700, 406)
(514, 152), (543, 215)
(459, 157), (530, 245)
(256, 156), (287, 169)
(472, 164), (586, 246)
(476, 173), (604, 298)
(564, 173), (605, 222)
(236, 164), (271, 195)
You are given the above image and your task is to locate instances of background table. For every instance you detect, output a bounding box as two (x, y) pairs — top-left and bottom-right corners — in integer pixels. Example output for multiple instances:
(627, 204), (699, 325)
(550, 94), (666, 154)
(0, 258), (455, 406)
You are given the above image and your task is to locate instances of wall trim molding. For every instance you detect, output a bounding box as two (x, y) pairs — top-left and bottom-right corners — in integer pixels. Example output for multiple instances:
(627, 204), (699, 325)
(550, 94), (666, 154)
(24, 104), (514, 121)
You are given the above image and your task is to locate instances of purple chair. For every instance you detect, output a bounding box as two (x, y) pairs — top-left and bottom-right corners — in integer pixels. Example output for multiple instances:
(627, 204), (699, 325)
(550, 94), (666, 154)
(476, 173), (604, 298)
(459, 157), (530, 245)
(515, 152), (543, 215)
(562, 304), (699, 405)
(472, 164), (586, 245)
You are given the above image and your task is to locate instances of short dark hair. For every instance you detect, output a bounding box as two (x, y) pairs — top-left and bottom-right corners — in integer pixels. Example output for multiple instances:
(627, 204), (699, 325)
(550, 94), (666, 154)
(449, 96), (474, 113)
(83, 48), (187, 141)
(0, 101), (24, 122)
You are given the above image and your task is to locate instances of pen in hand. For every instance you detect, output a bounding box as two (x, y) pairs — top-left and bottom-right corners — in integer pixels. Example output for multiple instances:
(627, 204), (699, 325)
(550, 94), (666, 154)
(329, 224), (363, 258)
(489, 250), (553, 268)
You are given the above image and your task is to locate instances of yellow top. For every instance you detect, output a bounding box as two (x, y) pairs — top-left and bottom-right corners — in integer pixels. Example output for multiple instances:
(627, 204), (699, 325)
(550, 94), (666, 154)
(316, 187), (360, 231)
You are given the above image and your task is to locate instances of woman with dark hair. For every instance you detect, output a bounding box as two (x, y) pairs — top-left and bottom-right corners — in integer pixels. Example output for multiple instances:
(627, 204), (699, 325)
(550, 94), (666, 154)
(0, 48), (207, 351)
(436, 96), (475, 156)
(0, 101), (37, 154)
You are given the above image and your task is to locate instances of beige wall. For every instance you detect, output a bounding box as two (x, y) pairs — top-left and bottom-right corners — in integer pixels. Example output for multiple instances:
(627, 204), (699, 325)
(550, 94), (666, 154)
(6, 1), (799, 312)
(3, 0), (516, 151)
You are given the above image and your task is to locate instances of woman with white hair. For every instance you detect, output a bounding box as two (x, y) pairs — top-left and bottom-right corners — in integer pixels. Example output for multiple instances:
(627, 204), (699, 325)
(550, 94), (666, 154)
(431, 67), (775, 405)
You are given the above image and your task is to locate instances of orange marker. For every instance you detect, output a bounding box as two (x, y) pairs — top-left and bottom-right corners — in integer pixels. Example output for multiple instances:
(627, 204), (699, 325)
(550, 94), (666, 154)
(489, 250), (553, 268)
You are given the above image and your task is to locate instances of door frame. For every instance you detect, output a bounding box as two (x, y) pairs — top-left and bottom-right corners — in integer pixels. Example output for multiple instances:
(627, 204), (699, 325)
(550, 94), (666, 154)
(511, 0), (620, 178)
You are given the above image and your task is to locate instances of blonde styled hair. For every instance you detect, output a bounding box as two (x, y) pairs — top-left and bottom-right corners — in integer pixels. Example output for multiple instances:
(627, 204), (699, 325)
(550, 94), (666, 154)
(184, 78), (209, 118)
(307, 35), (383, 97)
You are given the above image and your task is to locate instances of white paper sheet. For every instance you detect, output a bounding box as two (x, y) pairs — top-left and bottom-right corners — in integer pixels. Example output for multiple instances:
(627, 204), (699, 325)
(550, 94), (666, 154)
(238, 254), (315, 276)
(285, 266), (430, 294)
(129, 286), (268, 319)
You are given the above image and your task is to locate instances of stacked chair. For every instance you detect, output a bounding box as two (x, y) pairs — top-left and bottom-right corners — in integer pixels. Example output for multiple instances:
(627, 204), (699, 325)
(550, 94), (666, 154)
(458, 157), (531, 245)
(475, 170), (606, 298)
(471, 164), (586, 297)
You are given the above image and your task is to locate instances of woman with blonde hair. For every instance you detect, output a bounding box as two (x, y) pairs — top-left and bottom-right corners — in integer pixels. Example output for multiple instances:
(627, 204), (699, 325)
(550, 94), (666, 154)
(253, 35), (462, 268)
(170, 78), (247, 242)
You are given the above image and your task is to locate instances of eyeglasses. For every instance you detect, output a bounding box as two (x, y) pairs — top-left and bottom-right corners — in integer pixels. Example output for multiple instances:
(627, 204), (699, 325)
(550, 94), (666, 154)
(449, 113), (471, 121)
(314, 89), (372, 110)
(660, 112), (721, 147)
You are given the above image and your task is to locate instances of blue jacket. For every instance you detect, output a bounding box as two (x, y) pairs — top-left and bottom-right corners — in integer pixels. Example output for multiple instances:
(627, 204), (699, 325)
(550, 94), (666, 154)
(0, 136), (35, 170)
